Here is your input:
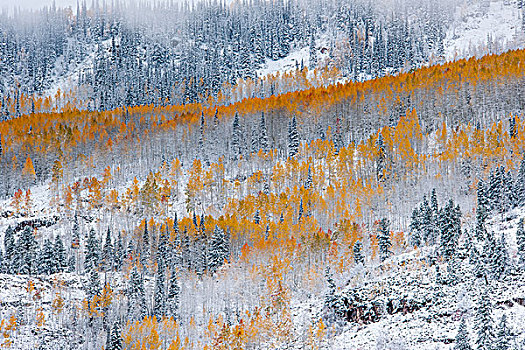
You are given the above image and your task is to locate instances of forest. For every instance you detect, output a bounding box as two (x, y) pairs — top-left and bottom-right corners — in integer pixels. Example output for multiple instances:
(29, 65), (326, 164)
(1, 0), (525, 349)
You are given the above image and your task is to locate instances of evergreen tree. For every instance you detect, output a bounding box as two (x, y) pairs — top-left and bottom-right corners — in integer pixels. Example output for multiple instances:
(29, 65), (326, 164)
(288, 115), (299, 157)
(475, 288), (494, 350)
(167, 269), (180, 320)
(86, 268), (101, 301)
(439, 199), (462, 260)
(39, 239), (55, 275)
(259, 112), (269, 153)
(17, 226), (37, 275)
(353, 240), (365, 265)
(157, 226), (169, 267)
(376, 133), (386, 181)
(102, 227), (114, 272)
(108, 321), (123, 350)
(454, 318), (472, 350)
(495, 314), (511, 350)
(254, 210), (261, 224)
(231, 112), (242, 158)
(85, 228), (100, 272)
(305, 165), (313, 190)
(54, 235), (67, 273)
(493, 233), (510, 279)
(153, 260), (167, 318)
(114, 231), (124, 271)
(516, 157), (525, 207)
(475, 205), (488, 241)
(377, 218), (392, 263)
(128, 266), (147, 321)
(3, 226), (15, 271)
(409, 205), (422, 247)
(141, 221), (150, 268)
(208, 225), (229, 274)
(517, 218), (525, 266)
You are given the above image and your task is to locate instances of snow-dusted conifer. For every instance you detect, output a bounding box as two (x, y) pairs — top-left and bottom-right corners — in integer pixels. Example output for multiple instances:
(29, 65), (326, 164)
(475, 288), (494, 350)
(288, 115), (299, 157)
(495, 314), (510, 350)
(102, 227), (114, 272)
(353, 241), (364, 265)
(153, 260), (167, 318)
(377, 218), (392, 263)
(167, 269), (180, 320)
(454, 318), (472, 350)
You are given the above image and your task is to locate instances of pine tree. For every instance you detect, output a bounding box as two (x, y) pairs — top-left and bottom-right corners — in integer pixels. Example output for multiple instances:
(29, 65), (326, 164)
(517, 218), (525, 266)
(231, 112), (242, 158)
(128, 266), (147, 321)
(39, 239), (55, 275)
(353, 241), (365, 265)
(495, 314), (510, 350)
(167, 269), (180, 320)
(208, 225), (229, 274)
(376, 133), (386, 181)
(86, 268), (101, 301)
(3, 226), (15, 271)
(54, 235), (67, 273)
(157, 226), (169, 267)
(377, 218), (392, 263)
(493, 233), (510, 279)
(107, 321), (123, 350)
(85, 228), (100, 272)
(17, 226), (37, 275)
(305, 165), (313, 190)
(102, 227), (114, 272)
(439, 199), (462, 260)
(409, 205), (422, 247)
(475, 205), (488, 241)
(454, 318), (472, 350)
(514, 157), (525, 207)
(259, 112), (269, 153)
(288, 115), (299, 157)
(475, 288), (494, 350)
(153, 260), (167, 318)
(114, 231), (124, 271)
(141, 221), (150, 268)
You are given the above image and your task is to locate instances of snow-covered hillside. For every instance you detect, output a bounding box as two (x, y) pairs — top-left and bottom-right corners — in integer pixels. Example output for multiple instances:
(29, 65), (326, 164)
(445, 0), (524, 61)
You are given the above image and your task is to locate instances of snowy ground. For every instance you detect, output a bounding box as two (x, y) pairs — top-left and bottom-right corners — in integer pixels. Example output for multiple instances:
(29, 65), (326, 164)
(444, 0), (524, 61)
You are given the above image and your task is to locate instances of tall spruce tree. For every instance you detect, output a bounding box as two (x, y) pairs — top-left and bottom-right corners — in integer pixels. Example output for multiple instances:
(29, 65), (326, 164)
(495, 314), (511, 350)
(454, 318), (472, 350)
(102, 227), (114, 272)
(167, 269), (180, 320)
(288, 115), (299, 157)
(17, 226), (37, 275)
(439, 199), (462, 260)
(128, 266), (147, 321)
(514, 157), (525, 207)
(377, 218), (392, 263)
(353, 241), (365, 265)
(475, 288), (494, 350)
(108, 321), (123, 350)
(208, 225), (229, 274)
(85, 228), (100, 273)
(259, 112), (269, 153)
(54, 235), (67, 273)
(153, 260), (167, 319)
(517, 218), (525, 266)
(3, 226), (15, 271)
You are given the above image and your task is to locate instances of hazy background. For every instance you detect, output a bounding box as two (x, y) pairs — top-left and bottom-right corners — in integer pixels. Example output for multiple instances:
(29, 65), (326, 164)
(1, 0), (78, 10)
